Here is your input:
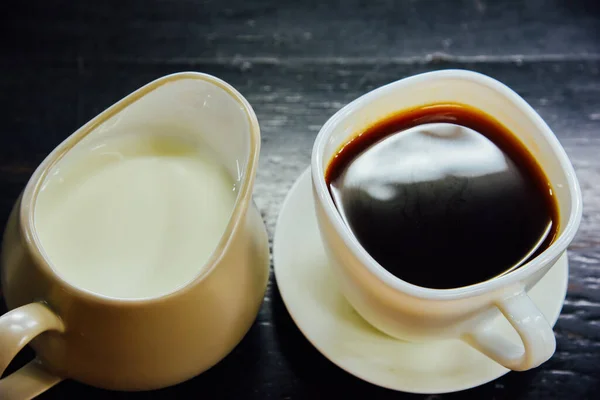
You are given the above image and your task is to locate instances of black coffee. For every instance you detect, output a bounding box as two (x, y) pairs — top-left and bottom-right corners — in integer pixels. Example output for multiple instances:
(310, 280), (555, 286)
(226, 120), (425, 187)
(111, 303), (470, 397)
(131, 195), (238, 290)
(326, 103), (559, 289)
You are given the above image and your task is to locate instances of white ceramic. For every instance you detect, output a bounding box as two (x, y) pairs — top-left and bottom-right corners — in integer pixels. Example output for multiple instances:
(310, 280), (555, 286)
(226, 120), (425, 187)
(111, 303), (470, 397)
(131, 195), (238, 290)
(274, 168), (568, 393)
(311, 70), (582, 371)
(0, 72), (270, 398)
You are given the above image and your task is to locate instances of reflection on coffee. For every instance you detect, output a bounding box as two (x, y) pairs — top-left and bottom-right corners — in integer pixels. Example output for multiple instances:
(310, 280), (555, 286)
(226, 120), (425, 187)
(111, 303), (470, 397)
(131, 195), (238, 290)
(326, 103), (559, 289)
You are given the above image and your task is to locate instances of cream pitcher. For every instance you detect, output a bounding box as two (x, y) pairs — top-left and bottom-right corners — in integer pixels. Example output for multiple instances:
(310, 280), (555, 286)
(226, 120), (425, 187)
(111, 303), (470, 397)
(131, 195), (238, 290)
(0, 72), (270, 398)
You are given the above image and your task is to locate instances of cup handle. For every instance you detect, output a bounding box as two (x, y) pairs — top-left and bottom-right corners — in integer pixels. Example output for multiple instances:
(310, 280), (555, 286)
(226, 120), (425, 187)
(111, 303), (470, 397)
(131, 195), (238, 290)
(462, 289), (556, 371)
(0, 303), (65, 399)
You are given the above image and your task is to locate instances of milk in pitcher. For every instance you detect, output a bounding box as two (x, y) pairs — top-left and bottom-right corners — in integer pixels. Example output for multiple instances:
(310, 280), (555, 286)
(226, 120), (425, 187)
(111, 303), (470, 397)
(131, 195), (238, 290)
(34, 134), (237, 299)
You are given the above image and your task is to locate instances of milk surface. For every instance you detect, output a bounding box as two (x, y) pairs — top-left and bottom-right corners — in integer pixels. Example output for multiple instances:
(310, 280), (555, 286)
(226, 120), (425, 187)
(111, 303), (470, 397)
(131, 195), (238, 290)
(34, 135), (237, 299)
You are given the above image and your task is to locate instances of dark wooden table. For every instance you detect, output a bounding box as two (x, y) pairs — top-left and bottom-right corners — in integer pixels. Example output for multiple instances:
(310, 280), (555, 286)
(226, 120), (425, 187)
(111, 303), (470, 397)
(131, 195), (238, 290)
(1, 1), (599, 398)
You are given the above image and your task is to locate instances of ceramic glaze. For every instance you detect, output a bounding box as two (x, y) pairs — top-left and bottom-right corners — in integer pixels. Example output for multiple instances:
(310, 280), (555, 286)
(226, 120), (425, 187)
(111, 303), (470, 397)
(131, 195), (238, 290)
(0, 72), (269, 398)
(311, 70), (582, 372)
(274, 168), (568, 394)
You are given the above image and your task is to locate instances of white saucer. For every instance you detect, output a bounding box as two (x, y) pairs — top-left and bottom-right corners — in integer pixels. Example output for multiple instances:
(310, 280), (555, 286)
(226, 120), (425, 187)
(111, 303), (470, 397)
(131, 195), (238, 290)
(273, 167), (568, 394)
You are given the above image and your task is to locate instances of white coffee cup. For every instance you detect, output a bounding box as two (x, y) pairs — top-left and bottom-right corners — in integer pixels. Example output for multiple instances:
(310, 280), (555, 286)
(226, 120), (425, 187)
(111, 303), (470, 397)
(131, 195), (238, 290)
(311, 69), (582, 371)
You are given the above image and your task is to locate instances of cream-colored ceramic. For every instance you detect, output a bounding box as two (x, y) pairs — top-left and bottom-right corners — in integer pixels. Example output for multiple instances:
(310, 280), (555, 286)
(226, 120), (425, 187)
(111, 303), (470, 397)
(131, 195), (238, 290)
(311, 70), (582, 371)
(0, 72), (270, 399)
(273, 168), (568, 393)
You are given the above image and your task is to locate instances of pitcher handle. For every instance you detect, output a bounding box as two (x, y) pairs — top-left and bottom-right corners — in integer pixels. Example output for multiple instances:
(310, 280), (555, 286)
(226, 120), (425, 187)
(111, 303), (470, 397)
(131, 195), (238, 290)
(0, 303), (65, 399)
(462, 289), (556, 371)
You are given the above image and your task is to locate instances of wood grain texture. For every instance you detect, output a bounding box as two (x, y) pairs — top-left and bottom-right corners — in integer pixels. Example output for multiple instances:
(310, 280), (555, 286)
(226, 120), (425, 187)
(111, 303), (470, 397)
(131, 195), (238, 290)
(1, 0), (599, 398)
(2, 0), (600, 61)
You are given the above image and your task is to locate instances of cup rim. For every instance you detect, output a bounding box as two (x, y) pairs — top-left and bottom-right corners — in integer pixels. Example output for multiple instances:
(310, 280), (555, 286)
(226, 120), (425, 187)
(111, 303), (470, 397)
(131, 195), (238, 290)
(311, 69), (583, 300)
(19, 72), (261, 305)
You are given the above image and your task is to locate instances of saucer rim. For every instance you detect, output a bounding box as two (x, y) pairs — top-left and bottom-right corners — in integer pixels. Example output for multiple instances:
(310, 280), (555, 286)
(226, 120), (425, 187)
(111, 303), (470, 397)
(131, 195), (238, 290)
(273, 166), (568, 394)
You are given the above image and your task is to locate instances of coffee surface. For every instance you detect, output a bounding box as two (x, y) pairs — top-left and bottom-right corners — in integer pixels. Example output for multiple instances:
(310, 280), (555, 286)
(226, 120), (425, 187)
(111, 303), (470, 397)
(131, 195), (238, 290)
(327, 104), (558, 289)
